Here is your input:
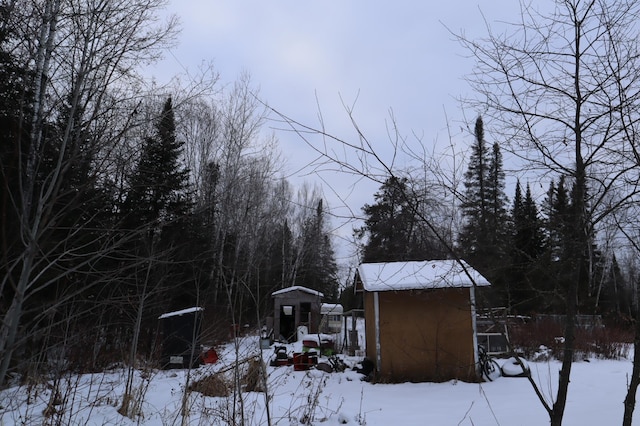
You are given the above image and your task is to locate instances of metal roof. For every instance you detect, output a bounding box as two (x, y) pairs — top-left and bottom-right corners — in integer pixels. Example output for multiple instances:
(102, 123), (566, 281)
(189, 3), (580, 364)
(158, 306), (203, 319)
(271, 285), (324, 298)
(357, 260), (491, 292)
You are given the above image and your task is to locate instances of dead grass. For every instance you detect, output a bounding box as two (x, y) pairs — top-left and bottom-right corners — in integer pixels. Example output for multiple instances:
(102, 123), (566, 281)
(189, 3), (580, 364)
(188, 374), (231, 397)
(188, 357), (267, 398)
(244, 358), (265, 393)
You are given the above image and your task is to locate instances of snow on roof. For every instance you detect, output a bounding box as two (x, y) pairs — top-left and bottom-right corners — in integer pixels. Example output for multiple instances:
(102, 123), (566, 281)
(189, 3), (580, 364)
(357, 260), (490, 292)
(271, 285), (324, 298)
(321, 303), (343, 314)
(302, 333), (335, 343)
(158, 306), (203, 319)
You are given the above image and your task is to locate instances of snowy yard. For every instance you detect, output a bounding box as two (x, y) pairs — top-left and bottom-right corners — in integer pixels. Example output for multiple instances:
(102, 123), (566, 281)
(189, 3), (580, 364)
(0, 333), (638, 425)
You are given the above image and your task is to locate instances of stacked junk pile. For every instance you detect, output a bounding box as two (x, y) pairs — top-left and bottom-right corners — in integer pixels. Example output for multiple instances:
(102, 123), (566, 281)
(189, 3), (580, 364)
(267, 287), (357, 373)
(269, 333), (338, 371)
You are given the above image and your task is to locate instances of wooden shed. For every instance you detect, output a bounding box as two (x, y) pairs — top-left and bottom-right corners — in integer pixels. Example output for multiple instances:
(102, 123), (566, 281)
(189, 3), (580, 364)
(356, 260), (490, 383)
(272, 286), (323, 342)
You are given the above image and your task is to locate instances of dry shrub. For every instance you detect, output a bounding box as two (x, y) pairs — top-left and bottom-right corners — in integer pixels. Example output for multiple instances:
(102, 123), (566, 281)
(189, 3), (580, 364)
(189, 356), (265, 398)
(510, 319), (633, 360)
(189, 373), (230, 397)
(244, 358), (265, 393)
(510, 319), (564, 360)
(577, 326), (632, 359)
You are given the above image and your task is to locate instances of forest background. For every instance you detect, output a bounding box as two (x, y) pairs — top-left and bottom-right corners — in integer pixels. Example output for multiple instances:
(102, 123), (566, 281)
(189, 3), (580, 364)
(2, 7), (640, 425)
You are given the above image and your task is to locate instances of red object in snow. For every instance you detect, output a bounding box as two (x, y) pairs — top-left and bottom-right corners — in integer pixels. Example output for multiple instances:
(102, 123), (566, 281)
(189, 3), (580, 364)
(293, 353), (306, 371)
(201, 348), (219, 364)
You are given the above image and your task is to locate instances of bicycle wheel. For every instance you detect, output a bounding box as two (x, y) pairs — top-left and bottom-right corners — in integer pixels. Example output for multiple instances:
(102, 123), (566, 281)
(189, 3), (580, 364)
(482, 358), (501, 382)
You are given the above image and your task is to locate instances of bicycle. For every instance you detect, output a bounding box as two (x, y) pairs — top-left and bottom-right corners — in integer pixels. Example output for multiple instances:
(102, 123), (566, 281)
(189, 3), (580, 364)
(327, 354), (346, 372)
(478, 344), (501, 381)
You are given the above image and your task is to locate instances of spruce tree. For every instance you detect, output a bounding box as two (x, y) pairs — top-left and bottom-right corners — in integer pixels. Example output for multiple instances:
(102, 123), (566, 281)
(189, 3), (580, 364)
(459, 117), (491, 260)
(0, 17), (33, 294)
(458, 117), (510, 298)
(512, 182), (545, 266)
(540, 176), (602, 313)
(487, 142), (510, 249)
(123, 97), (191, 232)
(121, 97), (193, 312)
(547, 176), (571, 263)
(510, 181), (545, 312)
(357, 175), (445, 263)
(538, 178), (566, 311)
(294, 200), (339, 301)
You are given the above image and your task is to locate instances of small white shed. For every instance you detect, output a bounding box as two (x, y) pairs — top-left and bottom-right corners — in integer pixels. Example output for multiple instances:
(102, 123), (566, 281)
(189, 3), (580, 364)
(320, 303), (343, 334)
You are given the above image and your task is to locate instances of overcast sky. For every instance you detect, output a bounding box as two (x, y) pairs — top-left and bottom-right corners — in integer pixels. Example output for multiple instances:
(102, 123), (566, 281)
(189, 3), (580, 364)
(148, 1), (525, 266)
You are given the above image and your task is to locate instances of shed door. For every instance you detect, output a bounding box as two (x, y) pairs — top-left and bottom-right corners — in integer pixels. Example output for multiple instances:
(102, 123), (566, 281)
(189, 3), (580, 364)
(280, 305), (296, 342)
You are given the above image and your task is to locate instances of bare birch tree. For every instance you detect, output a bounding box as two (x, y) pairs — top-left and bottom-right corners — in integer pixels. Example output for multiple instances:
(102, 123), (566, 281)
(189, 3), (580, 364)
(0, 0), (177, 386)
(267, 2), (640, 425)
(455, 1), (640, 424)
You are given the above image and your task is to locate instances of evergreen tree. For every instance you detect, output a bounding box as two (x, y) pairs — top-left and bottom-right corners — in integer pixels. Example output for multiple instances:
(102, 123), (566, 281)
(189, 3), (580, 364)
(509, 181), (545, 312)
(458, 117), (492, 258)
(357, 175), (445, 263)
(0, 13), (33, 296)
(458, 117), (510, 303)
(538, 177), (572, 312)
(545, 176), (571, 264)
(487, 142), (510, 246)
(294, 200), (339, 301)
(123, 97), (191, 231)
(538, 176), (613, 314)
(120, 97), (194, 313)
(593, 253), (630, 317)
(0, 21), (117, 371)
(522, 185), (544, 254)
(0, 0), (182, 382)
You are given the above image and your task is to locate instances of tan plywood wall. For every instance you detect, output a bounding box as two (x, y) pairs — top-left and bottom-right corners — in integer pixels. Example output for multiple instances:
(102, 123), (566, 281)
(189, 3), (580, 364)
(364, 288), (478, 383)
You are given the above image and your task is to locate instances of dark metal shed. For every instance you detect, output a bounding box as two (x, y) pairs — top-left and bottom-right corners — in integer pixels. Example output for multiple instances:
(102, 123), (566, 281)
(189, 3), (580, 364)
(158, 307), (203, 369)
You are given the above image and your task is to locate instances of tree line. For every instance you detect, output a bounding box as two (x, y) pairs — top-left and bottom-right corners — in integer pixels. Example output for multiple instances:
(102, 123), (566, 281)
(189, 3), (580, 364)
(3, 0), (640, 424)
(354, 116), (631, 320)
(317, 1), (640, 424)
(0, 1), (339, 386)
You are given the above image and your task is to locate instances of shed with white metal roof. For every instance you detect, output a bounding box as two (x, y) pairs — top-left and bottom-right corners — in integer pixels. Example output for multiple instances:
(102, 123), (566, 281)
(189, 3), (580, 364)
(355, 260), (490, 383)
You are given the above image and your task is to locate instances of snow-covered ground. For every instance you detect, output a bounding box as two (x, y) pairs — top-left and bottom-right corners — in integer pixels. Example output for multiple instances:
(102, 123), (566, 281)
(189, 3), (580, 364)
(1, 328), (638, 425)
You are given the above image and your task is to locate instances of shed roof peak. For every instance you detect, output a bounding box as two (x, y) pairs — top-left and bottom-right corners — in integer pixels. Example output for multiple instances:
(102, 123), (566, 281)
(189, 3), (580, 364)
(271, 285), (324, 297)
